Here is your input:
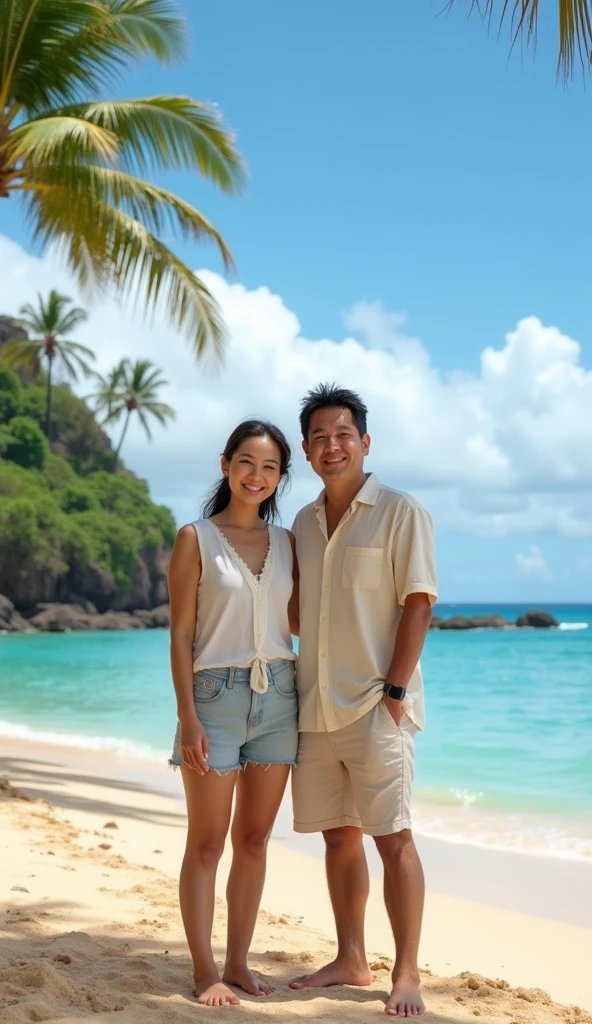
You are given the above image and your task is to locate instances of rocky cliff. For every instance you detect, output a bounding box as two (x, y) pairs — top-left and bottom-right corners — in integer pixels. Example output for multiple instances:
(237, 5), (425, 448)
(0, 329), (174, 630)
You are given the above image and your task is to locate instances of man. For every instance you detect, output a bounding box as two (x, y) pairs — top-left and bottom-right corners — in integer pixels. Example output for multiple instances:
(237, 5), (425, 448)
(290, 383), (437, 1018)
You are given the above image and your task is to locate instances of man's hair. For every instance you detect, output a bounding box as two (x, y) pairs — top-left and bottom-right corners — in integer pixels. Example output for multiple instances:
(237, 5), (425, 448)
(299, 382), (368, 440)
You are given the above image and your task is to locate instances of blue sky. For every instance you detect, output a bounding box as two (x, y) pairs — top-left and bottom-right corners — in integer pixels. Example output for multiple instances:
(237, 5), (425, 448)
(1, 1), (591, 602)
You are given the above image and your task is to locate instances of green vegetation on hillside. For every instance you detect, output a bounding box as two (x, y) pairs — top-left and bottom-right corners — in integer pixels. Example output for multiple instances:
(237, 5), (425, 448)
(0, 365), (175, 597)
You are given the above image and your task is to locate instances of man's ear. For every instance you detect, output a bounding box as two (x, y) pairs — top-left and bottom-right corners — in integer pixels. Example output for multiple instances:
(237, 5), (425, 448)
(362, 433), (371, 457)
(301, 440), (310, 463)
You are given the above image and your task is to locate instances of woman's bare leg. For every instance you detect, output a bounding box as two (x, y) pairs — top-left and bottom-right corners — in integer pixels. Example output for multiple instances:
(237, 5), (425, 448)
(179, 765), (239, 1007)
(223, 764), (290, 996)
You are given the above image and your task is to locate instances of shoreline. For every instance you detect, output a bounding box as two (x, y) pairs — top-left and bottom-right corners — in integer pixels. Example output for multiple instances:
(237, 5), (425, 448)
(1, 737), (592, 1018)
(4, 736), (592, 923)
(2, 724), (592, 868)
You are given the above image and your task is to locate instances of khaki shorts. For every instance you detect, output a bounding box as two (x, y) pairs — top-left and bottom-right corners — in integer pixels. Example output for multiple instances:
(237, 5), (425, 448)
(292, 701), (417, 837)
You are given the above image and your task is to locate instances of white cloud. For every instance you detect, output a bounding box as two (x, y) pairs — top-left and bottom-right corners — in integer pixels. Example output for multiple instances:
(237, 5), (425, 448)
(515, 545), (551, 579)
(0, 233), (591, 536)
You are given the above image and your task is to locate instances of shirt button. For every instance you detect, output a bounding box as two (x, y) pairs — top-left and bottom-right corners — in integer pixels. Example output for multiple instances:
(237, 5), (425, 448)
(324, 582), (329, 588)
(321, 651), (327, 657)
(322, 615), (327, 620)
(321, 684), (327, 690)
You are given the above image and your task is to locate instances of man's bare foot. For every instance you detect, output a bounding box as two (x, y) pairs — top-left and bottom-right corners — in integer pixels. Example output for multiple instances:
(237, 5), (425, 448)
(223, 963), (274, 997)
(194, 974), (241, 1008)
(290, 957), (372, 990)
(385, 969), (425, 1017)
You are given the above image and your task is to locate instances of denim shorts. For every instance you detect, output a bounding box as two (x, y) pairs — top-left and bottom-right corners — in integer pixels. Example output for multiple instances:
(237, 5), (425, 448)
(169, 659), (298, 773)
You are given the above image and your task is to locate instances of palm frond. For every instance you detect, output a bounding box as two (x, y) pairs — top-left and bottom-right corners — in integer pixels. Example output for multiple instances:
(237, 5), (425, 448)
(447, 0), (592, 80)
(54, 307), (89, 335)
(28, 166), (235, 267)
(5, 0), (187, 115)
(0, 337), (42, 372)
(54, 96), (246, 191)
(25, 190), (227, 360)
(100, 0), (187, 64)
(5, 115), (120, 169)
(18, 290), (88, 338)
(56, 340), (96, 381)
(140, 400), (175, 422)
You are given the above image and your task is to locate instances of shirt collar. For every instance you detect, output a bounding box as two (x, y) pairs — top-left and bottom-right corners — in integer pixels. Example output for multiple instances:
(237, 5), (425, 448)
(312, 472), (380, 512)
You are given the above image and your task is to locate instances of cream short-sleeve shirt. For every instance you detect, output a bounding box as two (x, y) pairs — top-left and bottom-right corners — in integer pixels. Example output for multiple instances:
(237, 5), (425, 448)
(292, 473), (438, 733)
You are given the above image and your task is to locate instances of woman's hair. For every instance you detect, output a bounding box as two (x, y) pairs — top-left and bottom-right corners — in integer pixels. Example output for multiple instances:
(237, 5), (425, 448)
(202, 420), (292, 523)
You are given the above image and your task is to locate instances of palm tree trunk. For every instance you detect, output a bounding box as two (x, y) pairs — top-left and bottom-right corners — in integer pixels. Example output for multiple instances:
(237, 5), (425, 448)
(45, 357), (53, 439)
(113, 410), (132, 468)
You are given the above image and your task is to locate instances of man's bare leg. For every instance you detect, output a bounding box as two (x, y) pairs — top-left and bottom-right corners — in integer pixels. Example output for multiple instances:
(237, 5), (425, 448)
(374, 830), (425, 1017)
(290, 825), (372, 989)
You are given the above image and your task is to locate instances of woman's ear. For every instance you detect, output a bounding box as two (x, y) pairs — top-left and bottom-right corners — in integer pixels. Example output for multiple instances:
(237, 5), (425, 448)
(221, 455), (229, 477)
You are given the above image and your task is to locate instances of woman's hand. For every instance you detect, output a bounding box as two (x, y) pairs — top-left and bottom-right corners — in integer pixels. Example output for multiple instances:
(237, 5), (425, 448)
(180, 716), (210, 775)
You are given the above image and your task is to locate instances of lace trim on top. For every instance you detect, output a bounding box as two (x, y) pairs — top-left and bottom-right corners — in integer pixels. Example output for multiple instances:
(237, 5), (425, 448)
(209, 522), (275, 694)
(211, 522), (272, 583)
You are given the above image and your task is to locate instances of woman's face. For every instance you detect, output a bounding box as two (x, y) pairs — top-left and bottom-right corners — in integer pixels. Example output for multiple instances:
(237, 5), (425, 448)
(222, 435), (282, 509)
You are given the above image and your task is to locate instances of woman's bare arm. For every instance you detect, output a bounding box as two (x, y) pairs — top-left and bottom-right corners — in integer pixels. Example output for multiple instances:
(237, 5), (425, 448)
(168, 525), (208, 773)
(287, 530), (300, 637)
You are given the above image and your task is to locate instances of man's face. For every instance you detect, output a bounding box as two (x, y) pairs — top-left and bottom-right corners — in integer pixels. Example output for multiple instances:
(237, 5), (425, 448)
(303, 406), (370, 484)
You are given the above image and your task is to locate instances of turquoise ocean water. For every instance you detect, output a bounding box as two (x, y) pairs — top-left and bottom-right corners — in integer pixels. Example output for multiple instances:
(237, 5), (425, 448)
(1, 604), (591, 861)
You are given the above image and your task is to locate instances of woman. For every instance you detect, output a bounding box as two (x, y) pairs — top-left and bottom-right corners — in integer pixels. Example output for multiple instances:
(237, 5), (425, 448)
(168, 419), (298, 1008)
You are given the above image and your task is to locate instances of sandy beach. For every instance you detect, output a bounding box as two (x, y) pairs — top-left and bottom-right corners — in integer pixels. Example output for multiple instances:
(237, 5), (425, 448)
(1, 739), (592, 1023)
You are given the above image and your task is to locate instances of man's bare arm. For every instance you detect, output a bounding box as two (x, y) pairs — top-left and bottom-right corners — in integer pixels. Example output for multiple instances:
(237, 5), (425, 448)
(383, 593), (432, 724)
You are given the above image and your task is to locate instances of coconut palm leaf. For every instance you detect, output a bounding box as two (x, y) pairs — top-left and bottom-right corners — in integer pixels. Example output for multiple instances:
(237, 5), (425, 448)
(53, 97), (245, 189)
(5, 116), (120, 168)
(86, 360), (128, 423)
(447, 1), (592, 80)
(0, 0), (246, 359)
(24, 165), (234, 263)
(2, 0), (186, 114)
(0, 338), (42, 374)
(57, 341), (96, 382)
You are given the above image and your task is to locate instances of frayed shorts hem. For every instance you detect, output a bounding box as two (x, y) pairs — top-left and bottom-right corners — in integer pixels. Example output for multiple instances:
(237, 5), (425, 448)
(294, 815), (413, 836)
(169, 758), (296, 774)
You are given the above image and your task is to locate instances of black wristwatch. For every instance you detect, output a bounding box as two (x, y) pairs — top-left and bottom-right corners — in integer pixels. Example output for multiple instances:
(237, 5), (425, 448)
(383, 683), (407, 702)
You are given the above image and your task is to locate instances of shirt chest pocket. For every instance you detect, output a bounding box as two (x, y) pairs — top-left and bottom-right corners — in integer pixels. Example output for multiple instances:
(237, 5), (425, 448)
(341, 547), (384, 590)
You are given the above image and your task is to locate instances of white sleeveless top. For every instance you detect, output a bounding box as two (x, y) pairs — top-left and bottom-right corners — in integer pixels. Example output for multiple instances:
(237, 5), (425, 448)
(191, 519), (295, 693)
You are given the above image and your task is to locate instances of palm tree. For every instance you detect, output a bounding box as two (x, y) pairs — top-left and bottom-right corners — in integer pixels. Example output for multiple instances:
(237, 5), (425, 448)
(447, 1), (592, 81)
(88, 357), (175, 465)
(1, 289), (94, 437)
(0, 1), (246, 362)
(87, 359), (127, 425)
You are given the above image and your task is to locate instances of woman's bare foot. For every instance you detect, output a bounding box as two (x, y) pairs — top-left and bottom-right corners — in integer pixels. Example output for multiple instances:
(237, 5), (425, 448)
(290, 957), (372, 990)
(385, 968), (425, 1017)
(194, 973), (241, 1008)
(223, 962), (274, 997)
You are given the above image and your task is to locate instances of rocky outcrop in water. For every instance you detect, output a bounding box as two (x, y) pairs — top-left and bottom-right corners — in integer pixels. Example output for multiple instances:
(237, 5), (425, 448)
(430, 609), (558, 630)
(0, 597), (171, 633)
(515, 609), (559, 629)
